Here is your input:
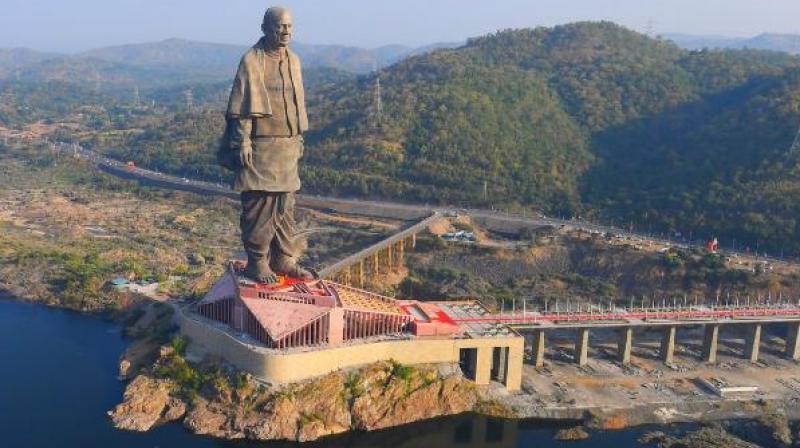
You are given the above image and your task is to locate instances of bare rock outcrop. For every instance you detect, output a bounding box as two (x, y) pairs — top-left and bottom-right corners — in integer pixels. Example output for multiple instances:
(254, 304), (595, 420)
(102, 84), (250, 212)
(163, 397), (187, 421)
(351, 362), (477, 431)
(108, 375), (180, 431)
(640, 426), (760, 448)
(554, 426), (590, 441)
(184, 370), (351, 442)
(110, 359), (479, 442)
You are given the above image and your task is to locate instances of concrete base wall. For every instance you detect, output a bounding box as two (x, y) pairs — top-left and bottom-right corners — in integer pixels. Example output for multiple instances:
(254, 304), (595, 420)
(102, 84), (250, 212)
(177, 307), (524, 391)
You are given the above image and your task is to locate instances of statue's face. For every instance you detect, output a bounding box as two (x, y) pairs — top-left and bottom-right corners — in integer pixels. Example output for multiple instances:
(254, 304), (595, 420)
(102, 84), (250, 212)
(263, 10), (293, 47)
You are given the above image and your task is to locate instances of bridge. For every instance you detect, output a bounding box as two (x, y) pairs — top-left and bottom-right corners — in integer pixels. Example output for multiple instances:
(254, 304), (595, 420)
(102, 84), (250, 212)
(449, 302), (800, 368)
(317, 212), (445, 286)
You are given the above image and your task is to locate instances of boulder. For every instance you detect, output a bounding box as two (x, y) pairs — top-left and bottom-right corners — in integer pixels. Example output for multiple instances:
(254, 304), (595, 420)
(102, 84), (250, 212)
(163, 397), (187, 422)
(554, 426), (590, 441)
(118, 359), (132, 379)
(108, 375), (174, 432)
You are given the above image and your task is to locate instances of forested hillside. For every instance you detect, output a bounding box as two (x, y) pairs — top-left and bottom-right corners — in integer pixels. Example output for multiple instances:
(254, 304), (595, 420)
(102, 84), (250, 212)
(6, 22), (800, 255)
(302, 22), (800, 254)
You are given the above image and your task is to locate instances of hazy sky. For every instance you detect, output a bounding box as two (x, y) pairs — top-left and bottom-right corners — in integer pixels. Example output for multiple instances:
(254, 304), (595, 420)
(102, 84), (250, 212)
(4, 0), (800, 52)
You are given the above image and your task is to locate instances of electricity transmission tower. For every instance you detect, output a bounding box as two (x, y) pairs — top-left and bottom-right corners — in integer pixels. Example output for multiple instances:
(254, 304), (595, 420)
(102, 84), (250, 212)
(789, 123), (800, 153)
(645, 18), (657, 37)
(184, 89), (194, 110)
(370, 62), (384, 130)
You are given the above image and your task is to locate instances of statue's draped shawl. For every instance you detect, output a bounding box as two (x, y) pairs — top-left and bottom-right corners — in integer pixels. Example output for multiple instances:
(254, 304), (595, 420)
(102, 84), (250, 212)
(225, 37), (308, 133)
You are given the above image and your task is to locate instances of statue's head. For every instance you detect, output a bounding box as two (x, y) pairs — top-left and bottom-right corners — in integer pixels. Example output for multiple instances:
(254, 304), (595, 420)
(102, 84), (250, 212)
(261, 7), (293, 48)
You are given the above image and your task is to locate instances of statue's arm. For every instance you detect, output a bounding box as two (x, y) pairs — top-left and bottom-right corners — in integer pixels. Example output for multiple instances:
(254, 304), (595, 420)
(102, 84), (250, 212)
(233, 118), (254, 168)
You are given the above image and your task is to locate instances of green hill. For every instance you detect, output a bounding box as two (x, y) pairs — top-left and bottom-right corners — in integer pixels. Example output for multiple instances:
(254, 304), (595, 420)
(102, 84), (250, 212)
(18, 22), (800, 255)
(302, 22), (800, 253)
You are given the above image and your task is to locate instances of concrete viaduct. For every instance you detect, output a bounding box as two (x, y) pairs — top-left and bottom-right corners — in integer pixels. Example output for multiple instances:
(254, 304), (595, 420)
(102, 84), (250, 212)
(317, 212), (445, 287)
(452, 306), (800, 367)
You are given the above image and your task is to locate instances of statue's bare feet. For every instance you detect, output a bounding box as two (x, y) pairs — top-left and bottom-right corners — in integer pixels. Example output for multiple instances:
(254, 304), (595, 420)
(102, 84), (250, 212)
(272, 256), (316, 280)
(245, 256), (279, 284)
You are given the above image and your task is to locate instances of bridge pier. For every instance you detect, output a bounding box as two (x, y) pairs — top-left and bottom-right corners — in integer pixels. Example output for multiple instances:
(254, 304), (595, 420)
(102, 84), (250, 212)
(786, 323), (800, 360)
(744, 324), (762, 363)
(575, 328), (589, 366)
(618, 327), (633, 365)
(531, 329), (546, 368)
(661, 326), (676, 364)
(317, 213), (441, 283)
(702, 324), (720, 364)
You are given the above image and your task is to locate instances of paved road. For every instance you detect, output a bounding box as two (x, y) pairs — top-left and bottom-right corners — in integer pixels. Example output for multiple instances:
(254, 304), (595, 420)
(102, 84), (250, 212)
(49, 141), (798, 268)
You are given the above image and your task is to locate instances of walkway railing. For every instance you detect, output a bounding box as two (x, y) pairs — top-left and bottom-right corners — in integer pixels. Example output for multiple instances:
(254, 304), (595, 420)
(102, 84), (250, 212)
(451, 303), (800, 325)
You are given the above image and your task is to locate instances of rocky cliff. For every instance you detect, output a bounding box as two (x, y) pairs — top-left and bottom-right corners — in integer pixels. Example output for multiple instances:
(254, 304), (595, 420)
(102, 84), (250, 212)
(109, 352), (484, 443)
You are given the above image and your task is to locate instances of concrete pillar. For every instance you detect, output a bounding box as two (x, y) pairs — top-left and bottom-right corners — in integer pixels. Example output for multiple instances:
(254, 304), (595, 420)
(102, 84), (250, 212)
(744, 324), (762, 363)
(531, 329), (546, 368)
(373, 252), (379, 275)
(474, 346), (492, 385)
(575, 328), (589, 366)
(411, 233), (417, 249)
(357, 260), (365, 288)
(328, 307), (344, 346)
(387, 245), (393, 270)
(618, 327), (633, 365)
(786, 323), (800, 360)
(702, 324), (720, 364)
(505, 340), (524, 392)
(233, 299), (245, 331)
(492, 347), (509, 382)
(661, 326), (676, 364)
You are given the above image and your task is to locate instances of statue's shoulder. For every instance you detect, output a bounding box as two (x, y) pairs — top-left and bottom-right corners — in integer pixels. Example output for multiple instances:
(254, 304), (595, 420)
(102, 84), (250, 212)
(240, 47), (262, 65)
(287, 48), (302, 65)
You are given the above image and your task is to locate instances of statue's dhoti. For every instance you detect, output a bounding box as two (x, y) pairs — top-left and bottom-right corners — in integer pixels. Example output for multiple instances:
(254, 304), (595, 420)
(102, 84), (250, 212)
(235, 135), (303, 265)
(240, 191), (299, 263)
(234, 136), (302, 193)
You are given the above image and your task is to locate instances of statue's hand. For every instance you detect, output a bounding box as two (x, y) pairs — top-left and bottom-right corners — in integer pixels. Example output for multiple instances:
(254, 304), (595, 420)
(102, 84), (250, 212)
(239, 146), (254, 169)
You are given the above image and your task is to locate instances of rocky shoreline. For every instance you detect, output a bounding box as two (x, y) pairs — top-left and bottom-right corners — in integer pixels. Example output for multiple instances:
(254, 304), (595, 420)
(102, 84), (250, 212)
(109, 342), (492, 443)
(109, 344), (800, 446)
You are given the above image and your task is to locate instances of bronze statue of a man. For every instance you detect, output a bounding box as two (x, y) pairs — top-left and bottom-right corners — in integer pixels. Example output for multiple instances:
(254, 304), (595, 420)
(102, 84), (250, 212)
(224, 6), (314, 283)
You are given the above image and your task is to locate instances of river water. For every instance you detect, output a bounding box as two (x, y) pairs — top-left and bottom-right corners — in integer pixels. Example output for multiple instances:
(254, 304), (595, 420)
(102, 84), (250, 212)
(0, 296), (690, 447)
